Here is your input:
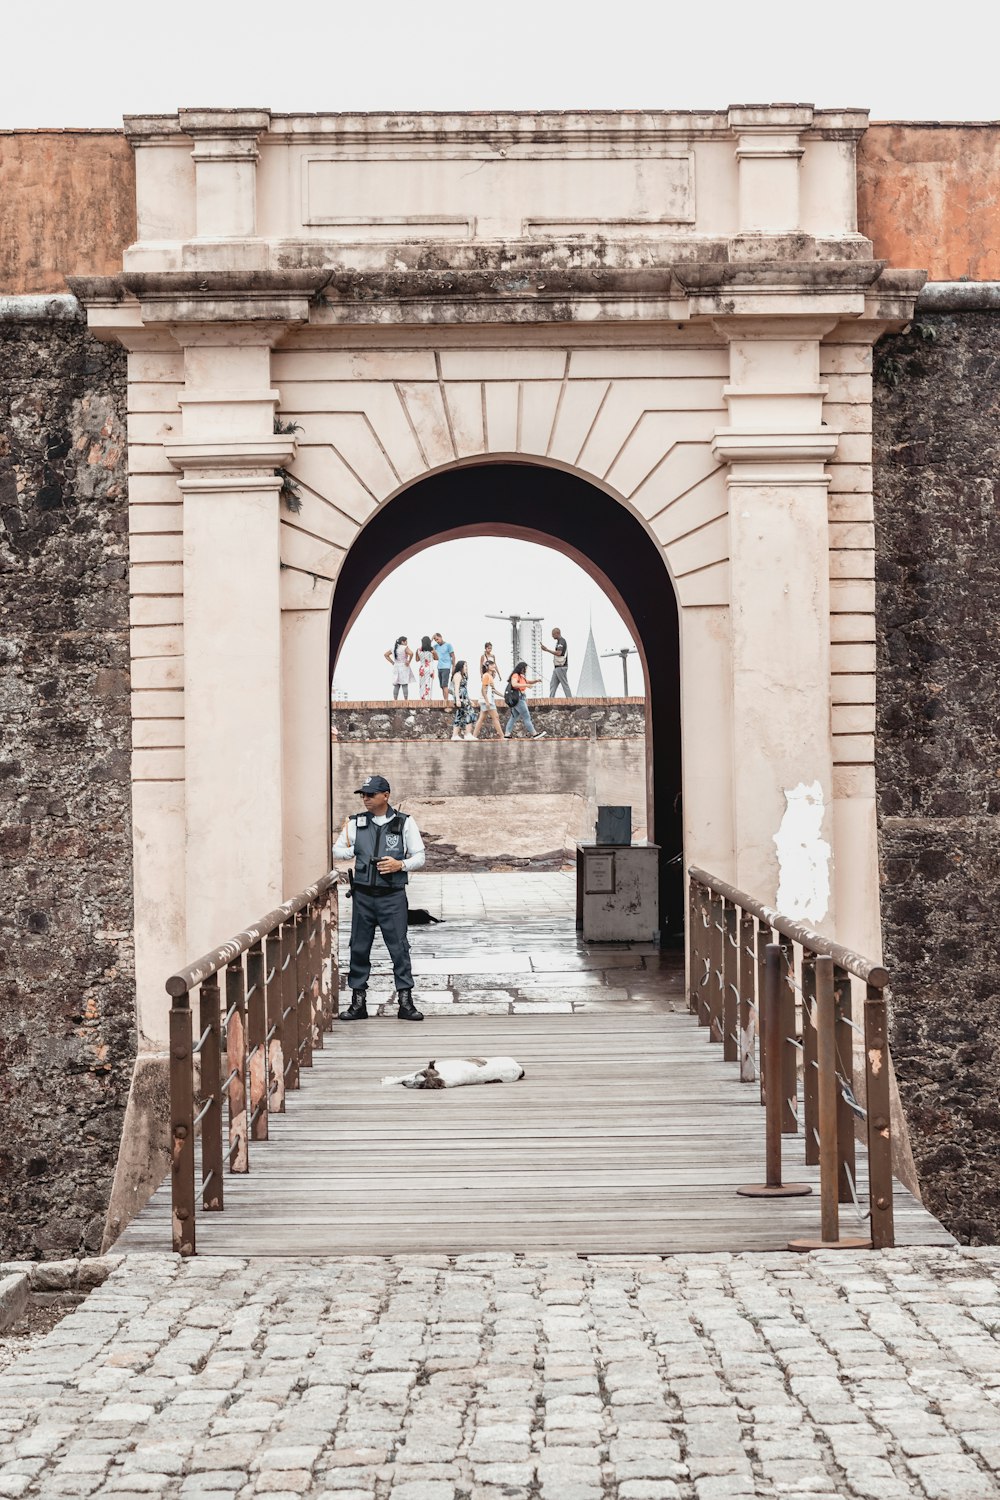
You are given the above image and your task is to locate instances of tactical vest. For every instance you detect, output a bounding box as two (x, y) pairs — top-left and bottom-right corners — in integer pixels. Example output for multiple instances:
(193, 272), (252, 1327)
(350, 807), (409, 891)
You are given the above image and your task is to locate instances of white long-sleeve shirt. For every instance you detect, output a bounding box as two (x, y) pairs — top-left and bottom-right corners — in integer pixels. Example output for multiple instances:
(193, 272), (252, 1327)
(332, 810), (426, 874)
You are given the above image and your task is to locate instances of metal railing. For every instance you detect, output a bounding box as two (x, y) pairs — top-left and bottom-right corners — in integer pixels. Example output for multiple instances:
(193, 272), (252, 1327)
(688, 867), (895, 1250)
(167, 872), (340, 1255)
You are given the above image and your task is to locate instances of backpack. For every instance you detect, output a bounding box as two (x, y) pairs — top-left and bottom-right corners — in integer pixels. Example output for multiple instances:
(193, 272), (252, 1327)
(503, 680), (521, 709)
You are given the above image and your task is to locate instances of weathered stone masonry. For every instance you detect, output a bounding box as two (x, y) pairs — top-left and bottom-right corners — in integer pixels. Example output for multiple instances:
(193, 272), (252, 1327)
(874, 310), (1000, 1245)
(0, 311), (134, 1259)
(4, 309), (1000, 1255)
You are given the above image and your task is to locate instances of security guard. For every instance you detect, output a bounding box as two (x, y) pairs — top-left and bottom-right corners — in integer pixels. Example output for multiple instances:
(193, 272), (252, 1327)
(332, 774), (426, 1021)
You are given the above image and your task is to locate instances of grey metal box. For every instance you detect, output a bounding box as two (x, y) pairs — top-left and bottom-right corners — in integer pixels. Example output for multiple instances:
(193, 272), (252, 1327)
(595, 805), (631, 845)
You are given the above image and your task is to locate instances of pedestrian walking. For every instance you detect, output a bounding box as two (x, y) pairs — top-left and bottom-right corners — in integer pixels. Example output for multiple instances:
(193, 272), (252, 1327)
(415, 635), (437, 701)
(541, 627), (572, 697)
(332, 773), (426, 1022)
(503, 662), (547, 739)
(432, 633), (455, 704)
(472, 668), (504, 740)
(385, 636), (414, 700)
(479, 641), (498, 678)
(450, 660), (477, 740)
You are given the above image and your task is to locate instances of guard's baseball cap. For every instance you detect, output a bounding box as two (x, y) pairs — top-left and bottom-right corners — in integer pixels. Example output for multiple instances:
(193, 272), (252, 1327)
(356, 774), (390, 794)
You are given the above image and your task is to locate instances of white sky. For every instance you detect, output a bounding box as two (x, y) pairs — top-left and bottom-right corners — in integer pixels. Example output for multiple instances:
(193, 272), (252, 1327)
(3, 0), (996, 127)
(334, 537), (643, 700)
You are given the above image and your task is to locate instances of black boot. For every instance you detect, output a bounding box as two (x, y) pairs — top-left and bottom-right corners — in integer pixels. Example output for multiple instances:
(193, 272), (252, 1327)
(338, 989), (368, 1022)
(396, 990), (424, 1021)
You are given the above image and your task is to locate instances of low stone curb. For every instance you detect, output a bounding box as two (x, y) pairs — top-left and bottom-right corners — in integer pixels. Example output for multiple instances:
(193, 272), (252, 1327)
(0, 1254), (123, 1332)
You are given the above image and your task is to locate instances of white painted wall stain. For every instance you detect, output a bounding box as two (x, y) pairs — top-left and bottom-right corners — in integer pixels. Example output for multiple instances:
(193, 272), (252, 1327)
(773, 780), (831, 924)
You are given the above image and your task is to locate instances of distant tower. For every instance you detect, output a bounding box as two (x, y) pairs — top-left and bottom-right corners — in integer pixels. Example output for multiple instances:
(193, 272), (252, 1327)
(576, 624), (607, 697)
(525, 619), (544, 695)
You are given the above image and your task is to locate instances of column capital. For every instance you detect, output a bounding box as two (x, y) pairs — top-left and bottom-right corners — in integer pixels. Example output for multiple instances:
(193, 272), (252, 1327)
(166, 436), (296, 474)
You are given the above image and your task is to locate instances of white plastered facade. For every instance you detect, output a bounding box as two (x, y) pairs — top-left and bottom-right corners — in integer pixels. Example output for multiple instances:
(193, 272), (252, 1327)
(73, 106), (922, 1049)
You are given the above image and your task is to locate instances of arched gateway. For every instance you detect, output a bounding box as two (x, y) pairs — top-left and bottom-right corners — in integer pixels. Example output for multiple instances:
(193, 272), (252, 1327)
(71, 104), (923, 1050)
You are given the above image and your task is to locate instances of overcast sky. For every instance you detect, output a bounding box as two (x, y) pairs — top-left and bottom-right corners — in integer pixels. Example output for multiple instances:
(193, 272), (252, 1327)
(3, 0), (994, 126)
(334, 537), (643, 700)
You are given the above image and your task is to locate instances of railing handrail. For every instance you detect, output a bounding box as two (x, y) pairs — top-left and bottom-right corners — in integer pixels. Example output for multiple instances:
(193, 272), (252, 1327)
(688, 866), (889, 989)
(166, 871), (341, 998)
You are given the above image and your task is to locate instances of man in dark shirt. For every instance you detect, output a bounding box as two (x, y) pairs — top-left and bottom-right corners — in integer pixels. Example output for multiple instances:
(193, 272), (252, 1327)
(541, 627), (571, 697)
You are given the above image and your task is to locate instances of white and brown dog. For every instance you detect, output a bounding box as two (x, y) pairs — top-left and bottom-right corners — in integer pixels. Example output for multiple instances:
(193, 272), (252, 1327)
(381, 1057), (525, 1089)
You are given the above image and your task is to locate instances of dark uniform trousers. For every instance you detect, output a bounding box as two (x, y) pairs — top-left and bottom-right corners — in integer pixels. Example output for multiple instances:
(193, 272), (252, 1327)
(349, 887), (414, 993)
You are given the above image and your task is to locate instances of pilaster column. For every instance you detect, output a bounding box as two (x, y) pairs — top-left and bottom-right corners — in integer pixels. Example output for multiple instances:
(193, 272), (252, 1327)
(713, 317), (838, 923)
(729, 105), (812, 234)
(178, 109), (270, 239)
(166, 326), (294, 960)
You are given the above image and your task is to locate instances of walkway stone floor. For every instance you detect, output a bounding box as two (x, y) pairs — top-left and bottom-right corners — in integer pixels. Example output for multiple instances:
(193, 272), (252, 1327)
(3, 1246), (1000, 1500)
(338, 871), (685, 1016)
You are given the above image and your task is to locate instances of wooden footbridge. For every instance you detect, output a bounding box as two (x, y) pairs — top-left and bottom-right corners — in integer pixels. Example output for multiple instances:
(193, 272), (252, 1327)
(117, 872), (952, 1257)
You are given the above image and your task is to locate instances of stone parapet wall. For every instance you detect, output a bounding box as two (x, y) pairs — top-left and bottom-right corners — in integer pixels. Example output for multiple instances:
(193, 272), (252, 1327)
(4, 124), (1000, 292)
(0, 312), (133, 1258)
(874, 310), (1000, 1244)
(332, 697), (646, 742)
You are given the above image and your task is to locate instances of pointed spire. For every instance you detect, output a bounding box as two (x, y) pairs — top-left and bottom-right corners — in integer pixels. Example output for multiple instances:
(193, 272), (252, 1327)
(576, 623), (607, 697)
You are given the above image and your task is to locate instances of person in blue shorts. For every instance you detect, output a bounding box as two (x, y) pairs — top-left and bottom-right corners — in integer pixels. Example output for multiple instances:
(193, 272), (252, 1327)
(433, 632), (455, 704)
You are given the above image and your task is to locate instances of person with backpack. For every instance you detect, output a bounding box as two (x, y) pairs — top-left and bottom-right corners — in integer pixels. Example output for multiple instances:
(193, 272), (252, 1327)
(503, 662), (547, 740)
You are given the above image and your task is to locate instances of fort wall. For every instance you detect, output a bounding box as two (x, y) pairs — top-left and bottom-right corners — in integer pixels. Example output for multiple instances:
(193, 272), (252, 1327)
(0, 309), (134, 1258)
(3, 122), (1000, 293)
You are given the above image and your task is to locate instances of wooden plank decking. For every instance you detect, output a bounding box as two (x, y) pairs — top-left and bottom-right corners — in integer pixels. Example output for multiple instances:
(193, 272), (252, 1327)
(118, 1011), (953, 1256)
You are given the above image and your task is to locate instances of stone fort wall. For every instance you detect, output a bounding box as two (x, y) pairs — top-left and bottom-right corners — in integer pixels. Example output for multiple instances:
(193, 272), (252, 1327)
(0, 308), (134, 1258)
(3, 304), (1000, 1251)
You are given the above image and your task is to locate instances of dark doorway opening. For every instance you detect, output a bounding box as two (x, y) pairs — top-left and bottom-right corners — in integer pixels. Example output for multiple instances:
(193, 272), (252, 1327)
(328, 462), (683, 940)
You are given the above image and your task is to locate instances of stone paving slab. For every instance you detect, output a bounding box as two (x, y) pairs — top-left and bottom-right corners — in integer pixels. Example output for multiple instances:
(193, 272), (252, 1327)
(2, 1248), (1000, 1499)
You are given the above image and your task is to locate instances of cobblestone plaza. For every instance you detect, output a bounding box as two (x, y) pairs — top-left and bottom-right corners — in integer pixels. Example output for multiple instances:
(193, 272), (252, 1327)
(3, 1247), (1000, 1499)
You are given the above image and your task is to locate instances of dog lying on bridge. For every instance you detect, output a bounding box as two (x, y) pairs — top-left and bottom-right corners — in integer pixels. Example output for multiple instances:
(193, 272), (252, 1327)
(381, 1057), (525, 1089)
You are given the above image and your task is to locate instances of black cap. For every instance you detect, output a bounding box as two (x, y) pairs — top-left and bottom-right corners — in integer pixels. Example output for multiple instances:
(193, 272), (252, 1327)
(356, 774), (390, 794)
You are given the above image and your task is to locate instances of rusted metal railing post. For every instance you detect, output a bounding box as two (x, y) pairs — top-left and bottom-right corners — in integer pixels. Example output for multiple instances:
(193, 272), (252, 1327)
(282, 921), (300, 1092)
(865, 983), (896, 1248)
(816, 956), (840, 1241)
(738, 908), (756, 1082)
(225, 959), (249, 1173)
(789, 957), (871, 1251)
(778, 934), (798, 1134)
(265, 929), (285, 1113)
(722, 903), (738, 1064)
(738, 944), (811, 1200)
(707, 892), (724, 1041)
(169, 993), (196, 1256)
(833, 965), (857, 1204)
(687, 877), (700, 1015)
(246, 941), (268, 1142)
(325, 888), (339, 1022)
(308, 900), (324, 1049)
(296, 907), (313, 1070)
(198, 974), (224, 1211)
(756, 920), (772, 1105)
(801, 955), (819, 1167)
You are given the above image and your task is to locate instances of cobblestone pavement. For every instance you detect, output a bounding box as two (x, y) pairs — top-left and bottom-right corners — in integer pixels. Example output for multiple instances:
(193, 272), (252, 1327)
(2, 1248), (1000, 1499)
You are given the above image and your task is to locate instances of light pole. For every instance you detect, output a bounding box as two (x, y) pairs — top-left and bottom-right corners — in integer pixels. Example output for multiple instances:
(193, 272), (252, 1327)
(601, 647), (638, 696)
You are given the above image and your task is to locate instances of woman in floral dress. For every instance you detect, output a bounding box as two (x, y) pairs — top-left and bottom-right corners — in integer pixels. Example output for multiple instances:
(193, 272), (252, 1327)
(450, 660), (477, 740)
(415, 635), (437, 700)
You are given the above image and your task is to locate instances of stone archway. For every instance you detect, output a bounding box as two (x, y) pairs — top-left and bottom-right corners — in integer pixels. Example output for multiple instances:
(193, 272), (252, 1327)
(327, 461), (684, 935)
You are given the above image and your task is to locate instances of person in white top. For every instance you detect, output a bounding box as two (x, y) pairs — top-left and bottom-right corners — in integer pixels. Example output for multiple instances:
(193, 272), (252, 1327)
(331, 773), (427, 1021)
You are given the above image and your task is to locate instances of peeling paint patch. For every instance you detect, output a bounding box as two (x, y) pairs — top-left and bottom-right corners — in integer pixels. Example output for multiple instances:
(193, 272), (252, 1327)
(773, 780), (831, 924)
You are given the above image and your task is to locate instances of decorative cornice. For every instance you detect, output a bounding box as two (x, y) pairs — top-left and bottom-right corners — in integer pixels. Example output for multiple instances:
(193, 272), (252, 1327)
(712, 428), (841, 466)
(166, 438), (296, 472)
